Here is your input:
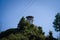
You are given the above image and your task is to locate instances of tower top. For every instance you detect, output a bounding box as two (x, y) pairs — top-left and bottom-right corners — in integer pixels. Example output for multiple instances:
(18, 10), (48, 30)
(26, 16), (34, 24)
(26, 16), (34, 19)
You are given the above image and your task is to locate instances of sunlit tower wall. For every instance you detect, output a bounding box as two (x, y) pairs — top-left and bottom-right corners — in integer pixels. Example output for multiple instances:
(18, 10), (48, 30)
(26, 16), (34, 24)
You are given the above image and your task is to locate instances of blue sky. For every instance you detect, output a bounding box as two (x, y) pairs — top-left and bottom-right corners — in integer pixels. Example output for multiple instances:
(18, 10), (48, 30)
(0, 0), (60, 38)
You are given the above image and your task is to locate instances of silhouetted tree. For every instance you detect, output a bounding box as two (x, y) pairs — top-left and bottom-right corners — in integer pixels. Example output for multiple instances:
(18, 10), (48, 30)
(49, 31), (53, 40)
(38, 26), (42, 33)
(53, 13), (60, 32)
(18, 16), (26, 30)
(53, 13), (60, 40)
(45, 31), (58, 40)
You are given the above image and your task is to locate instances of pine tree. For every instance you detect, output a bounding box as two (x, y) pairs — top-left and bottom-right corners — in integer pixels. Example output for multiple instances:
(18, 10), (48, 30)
(53, 13), (60, 32)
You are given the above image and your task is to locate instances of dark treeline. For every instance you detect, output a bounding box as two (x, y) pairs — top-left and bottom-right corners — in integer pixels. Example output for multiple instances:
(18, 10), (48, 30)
(0, 15), (59, 40)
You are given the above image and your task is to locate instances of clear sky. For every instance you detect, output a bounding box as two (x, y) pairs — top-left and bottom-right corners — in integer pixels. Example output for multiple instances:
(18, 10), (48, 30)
(0, 0), (60, 38)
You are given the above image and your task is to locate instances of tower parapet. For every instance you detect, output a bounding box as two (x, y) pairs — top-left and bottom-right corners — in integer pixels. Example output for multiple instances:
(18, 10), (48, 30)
(26, 16), (34, 24)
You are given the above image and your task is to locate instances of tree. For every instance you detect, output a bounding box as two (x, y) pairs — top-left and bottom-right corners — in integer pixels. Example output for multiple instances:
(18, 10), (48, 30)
(18, 16), (26, 30)
(53, 13), (60, 40)
(45, 31), (58, 40)
(53, 13), (60, 32)
(38, 26), (42, 34)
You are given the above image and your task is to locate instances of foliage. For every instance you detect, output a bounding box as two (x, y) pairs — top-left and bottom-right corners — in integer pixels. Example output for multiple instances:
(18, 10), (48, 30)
(1, 37), (9, 40)
(7, 34), (17, 40)
(0, 16), (58, 40)
(38, 26), (43, 34)
(45, 31), (58, 40)
(18, 16), (26, 30)
(53, 13), (60, 32)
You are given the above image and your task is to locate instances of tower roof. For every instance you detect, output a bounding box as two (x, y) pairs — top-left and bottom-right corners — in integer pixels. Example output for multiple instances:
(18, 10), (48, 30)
(26, 16), (34, 19)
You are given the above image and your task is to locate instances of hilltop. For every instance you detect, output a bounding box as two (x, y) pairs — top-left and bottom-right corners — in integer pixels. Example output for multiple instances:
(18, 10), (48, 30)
(0, 16), (58, 40)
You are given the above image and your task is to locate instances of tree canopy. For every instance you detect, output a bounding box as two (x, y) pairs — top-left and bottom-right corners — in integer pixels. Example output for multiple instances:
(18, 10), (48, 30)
(0, 16), (58, 40)
(53, 13), (60, 32)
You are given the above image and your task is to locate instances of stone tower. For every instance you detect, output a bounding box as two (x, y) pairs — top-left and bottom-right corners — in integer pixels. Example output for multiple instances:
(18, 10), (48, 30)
(26, 16), (34, 24)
